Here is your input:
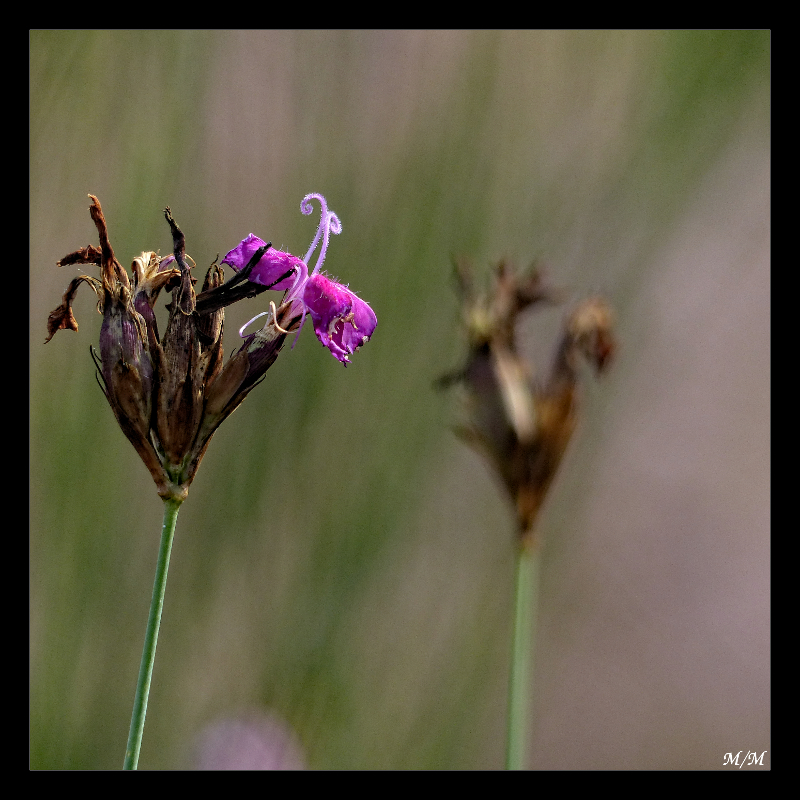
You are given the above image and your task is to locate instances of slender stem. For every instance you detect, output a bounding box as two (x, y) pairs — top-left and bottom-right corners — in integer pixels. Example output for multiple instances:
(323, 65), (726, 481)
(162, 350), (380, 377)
(123, 496), (182, 770)
(505, 538), (540, 770)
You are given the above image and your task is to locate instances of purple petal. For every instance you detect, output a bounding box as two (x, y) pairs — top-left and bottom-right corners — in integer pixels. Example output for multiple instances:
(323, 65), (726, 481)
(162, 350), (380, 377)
(302, 273), (377, 363)
(342, 292), (378, 352)
(221, 234), (305, 291)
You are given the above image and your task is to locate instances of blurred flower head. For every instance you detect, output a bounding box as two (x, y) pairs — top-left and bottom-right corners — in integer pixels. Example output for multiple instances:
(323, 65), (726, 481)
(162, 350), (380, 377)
(193, 710), (306, 771)
(443, 259), (616, 544)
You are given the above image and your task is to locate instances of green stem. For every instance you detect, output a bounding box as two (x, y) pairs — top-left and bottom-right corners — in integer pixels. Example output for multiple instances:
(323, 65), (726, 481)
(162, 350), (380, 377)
(505, 539), (540, 770)
(123, 496), (182, 770)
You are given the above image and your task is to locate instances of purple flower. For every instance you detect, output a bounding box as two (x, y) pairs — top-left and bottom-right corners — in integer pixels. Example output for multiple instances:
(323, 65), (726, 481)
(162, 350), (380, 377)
(221, 193), (377, 364)
(218, 236), (305, 292)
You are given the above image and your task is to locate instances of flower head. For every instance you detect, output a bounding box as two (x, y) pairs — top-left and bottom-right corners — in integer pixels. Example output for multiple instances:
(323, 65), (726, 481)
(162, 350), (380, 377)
(45, 193), (376, 501)
(221, 193), (377, 364)
(45, 196), (301, 502)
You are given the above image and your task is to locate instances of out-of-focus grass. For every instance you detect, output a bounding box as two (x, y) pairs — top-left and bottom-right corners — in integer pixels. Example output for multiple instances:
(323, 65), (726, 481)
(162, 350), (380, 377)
(30, 31), (769, 769)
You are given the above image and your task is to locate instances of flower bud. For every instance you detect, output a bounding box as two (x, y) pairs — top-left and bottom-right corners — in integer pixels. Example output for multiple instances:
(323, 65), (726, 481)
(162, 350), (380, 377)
(154, 212), (204, 473)
(99, 286), (153, 447)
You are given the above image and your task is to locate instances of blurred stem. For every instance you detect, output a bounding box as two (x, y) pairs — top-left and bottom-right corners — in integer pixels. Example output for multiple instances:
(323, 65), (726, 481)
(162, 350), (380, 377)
(505, 537), (540, 770)
(123, 496), (182, 770)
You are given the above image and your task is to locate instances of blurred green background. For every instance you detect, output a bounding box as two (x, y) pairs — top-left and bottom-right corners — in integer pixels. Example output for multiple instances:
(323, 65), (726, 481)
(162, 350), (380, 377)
(30, 30), (770, 770)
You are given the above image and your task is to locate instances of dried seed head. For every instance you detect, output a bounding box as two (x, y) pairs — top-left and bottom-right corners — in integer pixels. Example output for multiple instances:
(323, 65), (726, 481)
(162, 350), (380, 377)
(444, 260), (616, 546)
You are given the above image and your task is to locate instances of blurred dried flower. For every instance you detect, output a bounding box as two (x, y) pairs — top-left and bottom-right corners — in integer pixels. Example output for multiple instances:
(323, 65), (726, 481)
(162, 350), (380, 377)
(443, 259), (616, 546)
